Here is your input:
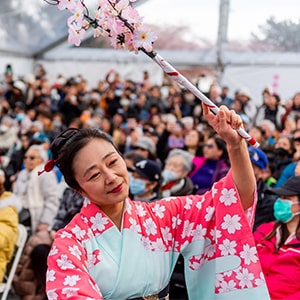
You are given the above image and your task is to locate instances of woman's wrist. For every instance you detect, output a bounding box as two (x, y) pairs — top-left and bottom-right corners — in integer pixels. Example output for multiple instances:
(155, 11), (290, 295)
(227, 139), (246, 153)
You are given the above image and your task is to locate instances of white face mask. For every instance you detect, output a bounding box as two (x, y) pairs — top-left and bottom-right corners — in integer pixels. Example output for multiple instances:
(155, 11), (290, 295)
(162, 169), (179, 184)
(120, 99), (130, 107)
(0, 125), (8, 133)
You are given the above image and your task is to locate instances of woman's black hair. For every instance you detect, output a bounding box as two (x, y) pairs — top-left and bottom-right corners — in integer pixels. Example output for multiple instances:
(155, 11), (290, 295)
(212, 135), (230, 166)
(50, 128), (118, 191)
(264, 220), (300, 247)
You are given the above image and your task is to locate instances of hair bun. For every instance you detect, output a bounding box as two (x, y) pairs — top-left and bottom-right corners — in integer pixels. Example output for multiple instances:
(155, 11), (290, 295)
(51, 128), (79, 159)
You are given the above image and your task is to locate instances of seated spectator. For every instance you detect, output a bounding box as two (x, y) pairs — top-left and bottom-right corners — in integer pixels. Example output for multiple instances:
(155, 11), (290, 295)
(160, 149), (194, 198)
(0, 169), (21, 282)
(269, 135), (295, 181)
(14, 101), (32, 132)
(4, 131), (32, 190)
(124, 150), (144, 199)
(254, 176), (300, 299)
(124, 151), (144, 175)
(235, 87), (257, 124)
(167, 121), (185, 151)
(275, 129), (300, 187)
(13, 186), (84, 300)
(142, 122), (159, 146)
(0, 116), (18, 163)
(220, 85), (233, 107)
(189, 135), (230, 194)
(133, 136), (157, 162)
(156, 117), (185, 163)
(13, 145), (60, 235)
(129, 159), (162, 202)
(257, 119), (277, 149)
(282, 91), (300, 126)
(35, 109), (57, 142)
(248, 147), (276, 231)
(274, 159), (300, 188)
(254, 91), (286, 131)
(183, 128), (204, 157)
(292, 128), (300, 161)
(248, 125), (268, 151)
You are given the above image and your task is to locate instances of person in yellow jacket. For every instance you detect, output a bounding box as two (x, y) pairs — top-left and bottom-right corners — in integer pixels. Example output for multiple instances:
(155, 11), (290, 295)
(0, 169), (21, 282)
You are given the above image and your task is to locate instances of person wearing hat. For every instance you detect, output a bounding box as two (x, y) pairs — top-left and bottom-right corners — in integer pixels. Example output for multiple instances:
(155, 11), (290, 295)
(254, 176), (300, 299)
(129, 159), (162, 202)
(133, 136), (157, 162)
(248, 147), (276, 231)
(235, 86), (257, 125)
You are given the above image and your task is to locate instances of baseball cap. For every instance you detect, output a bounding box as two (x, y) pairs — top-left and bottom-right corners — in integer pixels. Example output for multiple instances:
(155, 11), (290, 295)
(248, 147), (268, 170)
(134, 136), (156, 156)
(31, 132), (50, 144)
(134, 159), (161, 182)
(268, 176), (300, 196)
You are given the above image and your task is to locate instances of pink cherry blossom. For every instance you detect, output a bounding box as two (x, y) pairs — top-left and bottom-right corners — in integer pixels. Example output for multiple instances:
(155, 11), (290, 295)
(132, 25), (157, 52)
(55, 0), (157, 53)
(58, 0), (79, 12)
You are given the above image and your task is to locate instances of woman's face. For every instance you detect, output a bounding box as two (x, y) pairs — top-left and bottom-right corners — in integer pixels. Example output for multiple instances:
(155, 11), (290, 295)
(248, 127), (263, 143)
(73, 139), (129, 209)
(184, 130), (199, 148)
(275, 137), (291, 152)
(24, 148), (44, 172)
(203, 138), (223, 160)
(164, 155), (187, 178)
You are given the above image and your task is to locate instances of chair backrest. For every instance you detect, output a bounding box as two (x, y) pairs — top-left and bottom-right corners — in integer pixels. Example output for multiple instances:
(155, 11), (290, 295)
(0, 224), (28, 300)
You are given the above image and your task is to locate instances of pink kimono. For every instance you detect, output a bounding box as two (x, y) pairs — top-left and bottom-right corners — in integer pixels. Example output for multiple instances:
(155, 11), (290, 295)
(46, 171), (270, 299)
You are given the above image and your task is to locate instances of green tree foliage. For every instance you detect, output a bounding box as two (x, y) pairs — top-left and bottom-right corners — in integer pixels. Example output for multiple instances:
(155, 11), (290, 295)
(251, 17), (300, 52)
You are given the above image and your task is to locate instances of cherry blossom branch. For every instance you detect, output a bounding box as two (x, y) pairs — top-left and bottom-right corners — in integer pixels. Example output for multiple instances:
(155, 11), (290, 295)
(144, 50), (258, 147)
(45, 0), (259, 147)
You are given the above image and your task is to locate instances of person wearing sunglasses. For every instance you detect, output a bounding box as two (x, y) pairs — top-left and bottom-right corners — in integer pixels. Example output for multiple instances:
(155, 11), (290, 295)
(189, 135), (230, 195)
(254, 176), (300, 299)
(13, 144), (59, 235)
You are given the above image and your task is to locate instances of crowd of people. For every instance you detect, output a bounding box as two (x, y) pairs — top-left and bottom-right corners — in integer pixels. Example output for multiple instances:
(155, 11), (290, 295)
(0, 62), (299, 299)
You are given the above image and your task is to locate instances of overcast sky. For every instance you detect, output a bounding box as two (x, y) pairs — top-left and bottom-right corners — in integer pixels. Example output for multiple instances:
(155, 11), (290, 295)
(138, 0), (300, 43)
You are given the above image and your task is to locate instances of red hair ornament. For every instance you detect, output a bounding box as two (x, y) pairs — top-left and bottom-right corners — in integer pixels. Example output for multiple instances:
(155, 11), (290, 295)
(38, 159), (56, 176)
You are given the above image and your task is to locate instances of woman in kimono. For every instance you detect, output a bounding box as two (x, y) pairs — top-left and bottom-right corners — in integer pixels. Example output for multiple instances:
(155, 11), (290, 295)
(44, 105), (270, 299)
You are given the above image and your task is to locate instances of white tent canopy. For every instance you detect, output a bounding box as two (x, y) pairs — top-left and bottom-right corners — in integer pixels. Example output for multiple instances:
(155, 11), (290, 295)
(1, 0), (300, 105)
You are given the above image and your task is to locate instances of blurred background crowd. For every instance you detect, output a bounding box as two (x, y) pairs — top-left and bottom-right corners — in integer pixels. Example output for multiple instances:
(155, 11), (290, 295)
(1, 62), (300, 299)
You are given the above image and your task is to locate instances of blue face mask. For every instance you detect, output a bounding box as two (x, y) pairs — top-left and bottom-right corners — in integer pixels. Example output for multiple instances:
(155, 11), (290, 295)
(162, 169), (179, 184)
(129, 177), (147, 196)
(16, 113), (25, 122)
(273, 198), (300, 223)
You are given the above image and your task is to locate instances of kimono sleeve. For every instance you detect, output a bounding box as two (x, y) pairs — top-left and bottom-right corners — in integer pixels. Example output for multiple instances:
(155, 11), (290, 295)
(157, 170), (270, 299)
(46, 229), (104, 300)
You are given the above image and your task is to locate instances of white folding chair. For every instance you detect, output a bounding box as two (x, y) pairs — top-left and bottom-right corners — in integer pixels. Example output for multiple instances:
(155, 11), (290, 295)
(0, 224), (28, 300)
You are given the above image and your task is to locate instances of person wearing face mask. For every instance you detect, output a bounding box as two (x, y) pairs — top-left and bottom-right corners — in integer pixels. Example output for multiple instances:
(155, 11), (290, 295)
(160, 149), (194, 198)
(129, 159), (162, 202)
(254, 176), (300, 299)
(269, 135), (295, 182)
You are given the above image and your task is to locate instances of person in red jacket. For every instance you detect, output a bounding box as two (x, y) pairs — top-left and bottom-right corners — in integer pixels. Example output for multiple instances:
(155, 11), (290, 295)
(254, 176), (300, 299)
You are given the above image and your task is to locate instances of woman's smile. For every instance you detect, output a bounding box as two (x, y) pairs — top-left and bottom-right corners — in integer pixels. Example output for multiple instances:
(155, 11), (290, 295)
(108, 182), (123, 194)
